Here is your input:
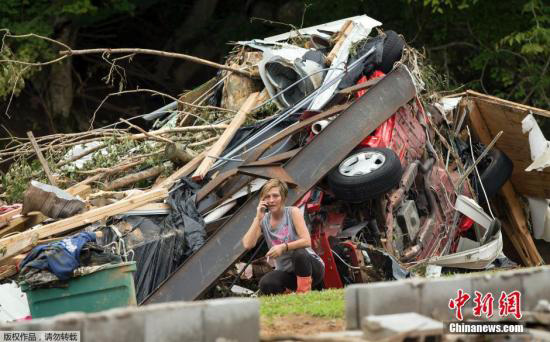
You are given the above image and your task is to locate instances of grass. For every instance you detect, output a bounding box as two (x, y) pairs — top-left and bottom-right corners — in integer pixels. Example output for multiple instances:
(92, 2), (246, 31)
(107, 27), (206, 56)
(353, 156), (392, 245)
(259, 288), (345, 319)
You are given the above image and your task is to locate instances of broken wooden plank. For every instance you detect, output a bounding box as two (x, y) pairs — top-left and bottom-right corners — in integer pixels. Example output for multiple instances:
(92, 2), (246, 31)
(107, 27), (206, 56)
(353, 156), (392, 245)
(326, 20), (353, 65)
(467, 98), (543, 266)
(0, 187), (167, 262)
(0, 205), (22, 223)
(27, 131), (57, 186)
(192, 92), (260, 181)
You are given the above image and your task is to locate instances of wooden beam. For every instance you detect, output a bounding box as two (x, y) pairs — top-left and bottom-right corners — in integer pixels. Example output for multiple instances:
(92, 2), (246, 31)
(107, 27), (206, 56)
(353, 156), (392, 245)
(27, 131), (57, 186)
(192, 92), (260, 181)
(326, 20), (353, 65)
(0, 187), (167, 262)
(466, 98), (543, 266)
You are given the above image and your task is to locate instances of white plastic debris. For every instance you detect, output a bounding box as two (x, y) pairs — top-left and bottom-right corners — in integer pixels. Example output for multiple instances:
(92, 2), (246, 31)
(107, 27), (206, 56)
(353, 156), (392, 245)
(0, 281), (30, 323)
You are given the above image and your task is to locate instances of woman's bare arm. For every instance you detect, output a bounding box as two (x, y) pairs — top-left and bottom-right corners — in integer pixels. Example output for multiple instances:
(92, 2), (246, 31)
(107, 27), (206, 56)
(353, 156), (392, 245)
(288, 206), (312, 250)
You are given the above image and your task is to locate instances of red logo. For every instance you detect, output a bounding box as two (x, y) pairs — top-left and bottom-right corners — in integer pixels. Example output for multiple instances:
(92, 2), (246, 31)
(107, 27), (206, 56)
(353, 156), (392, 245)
(473, 291), (494, 318)
(449, 289), (522, 321)
(498, 290), (522, 319)
(449, 289), (471, 321)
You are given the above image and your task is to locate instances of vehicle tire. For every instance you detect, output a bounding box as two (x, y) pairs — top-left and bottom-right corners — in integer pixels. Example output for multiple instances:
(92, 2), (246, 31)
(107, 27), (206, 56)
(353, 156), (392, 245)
(380, 31), (405, 74)
(475, 148), (513, 201)
(327, 147), (403, 202)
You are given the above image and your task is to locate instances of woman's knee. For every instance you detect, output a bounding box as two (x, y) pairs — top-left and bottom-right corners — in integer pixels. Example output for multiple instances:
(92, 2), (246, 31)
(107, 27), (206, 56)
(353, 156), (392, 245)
(290, 248), (309, 263)
(259, 271), (288, 295)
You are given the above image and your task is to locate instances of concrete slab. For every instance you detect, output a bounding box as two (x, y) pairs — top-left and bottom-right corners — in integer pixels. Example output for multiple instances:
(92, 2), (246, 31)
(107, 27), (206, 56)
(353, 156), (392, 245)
(203, 298), (259, 342)
(0, 298), (260, 342)
(362, 312), (443, 340)
(419, 276), (473, 321)
(354, 279), (422, 325)
(346, 266), (550, 329)
(143, 302), (205, 342)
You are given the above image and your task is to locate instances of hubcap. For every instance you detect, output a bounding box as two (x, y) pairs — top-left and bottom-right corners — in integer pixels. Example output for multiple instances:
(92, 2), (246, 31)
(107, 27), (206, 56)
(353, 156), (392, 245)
(339, 151), (386, 177)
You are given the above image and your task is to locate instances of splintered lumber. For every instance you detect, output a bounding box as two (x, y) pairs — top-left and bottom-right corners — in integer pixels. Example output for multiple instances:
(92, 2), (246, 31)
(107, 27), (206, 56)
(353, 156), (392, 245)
(27, 131), (57, 187)
(326, 20), (354, 65)
(105, 165), (165, 190)
(192, 92), (260, 181)
(0, 205), (22, 223)
(467, 98), (543, 266)
(0, 187), (167, 262)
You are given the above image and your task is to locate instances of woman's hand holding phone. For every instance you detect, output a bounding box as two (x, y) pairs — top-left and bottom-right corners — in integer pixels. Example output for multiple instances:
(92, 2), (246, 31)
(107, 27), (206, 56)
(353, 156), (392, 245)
(256, 200), (268, 220)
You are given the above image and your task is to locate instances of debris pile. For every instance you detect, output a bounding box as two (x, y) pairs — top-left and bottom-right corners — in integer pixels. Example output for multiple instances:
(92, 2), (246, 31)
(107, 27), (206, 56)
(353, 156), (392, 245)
(0, 15), (549, 319)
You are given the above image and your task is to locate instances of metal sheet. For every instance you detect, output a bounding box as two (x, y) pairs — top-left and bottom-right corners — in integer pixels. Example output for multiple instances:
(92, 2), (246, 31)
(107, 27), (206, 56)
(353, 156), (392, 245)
(143, 65), (416, 304)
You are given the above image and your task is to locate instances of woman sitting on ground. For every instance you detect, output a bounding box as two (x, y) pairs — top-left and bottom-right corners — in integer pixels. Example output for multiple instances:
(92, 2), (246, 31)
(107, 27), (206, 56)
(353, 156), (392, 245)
(242, 178), (324, 295)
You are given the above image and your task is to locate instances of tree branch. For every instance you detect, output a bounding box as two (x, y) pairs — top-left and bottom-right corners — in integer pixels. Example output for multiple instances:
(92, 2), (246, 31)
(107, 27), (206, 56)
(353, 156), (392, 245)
(60, 47), (254, 78)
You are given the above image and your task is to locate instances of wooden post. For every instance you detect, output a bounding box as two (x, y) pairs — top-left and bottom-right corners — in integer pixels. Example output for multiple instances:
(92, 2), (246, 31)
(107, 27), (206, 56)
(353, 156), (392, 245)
(27, 131), (57, 186)
(466, 98), (543, 266)
(192, 92), (260, 181)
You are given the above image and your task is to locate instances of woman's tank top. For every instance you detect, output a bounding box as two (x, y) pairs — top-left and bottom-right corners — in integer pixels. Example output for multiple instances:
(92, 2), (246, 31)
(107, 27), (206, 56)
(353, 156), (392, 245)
(261, 206), (324, 272)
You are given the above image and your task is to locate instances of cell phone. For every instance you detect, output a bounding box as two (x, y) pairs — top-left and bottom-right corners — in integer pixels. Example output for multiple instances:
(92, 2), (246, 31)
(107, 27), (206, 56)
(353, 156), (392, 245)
(264, 207), (269, 213)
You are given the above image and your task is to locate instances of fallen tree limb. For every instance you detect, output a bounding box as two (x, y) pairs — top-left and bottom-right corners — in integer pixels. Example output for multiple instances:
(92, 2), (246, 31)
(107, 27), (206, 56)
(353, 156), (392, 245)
(0, 187), (168, 262)
(57, 142), (108, 167)
(105, 165), (165, 190)
(59, 47), (254, 78)
(120, 118), (175, 145)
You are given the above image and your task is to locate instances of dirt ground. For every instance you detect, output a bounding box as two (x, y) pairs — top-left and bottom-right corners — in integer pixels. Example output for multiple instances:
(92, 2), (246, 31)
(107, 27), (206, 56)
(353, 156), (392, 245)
(261, 314), (346, 337)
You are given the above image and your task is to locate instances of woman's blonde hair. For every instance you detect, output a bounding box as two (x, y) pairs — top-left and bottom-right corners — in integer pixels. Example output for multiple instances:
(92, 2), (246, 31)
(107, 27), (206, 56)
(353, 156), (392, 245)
(259, 178), (288, 201)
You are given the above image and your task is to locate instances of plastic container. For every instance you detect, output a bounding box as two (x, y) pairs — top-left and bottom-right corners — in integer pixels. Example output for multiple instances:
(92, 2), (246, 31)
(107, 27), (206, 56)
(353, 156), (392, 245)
(21, 261), (137, 319)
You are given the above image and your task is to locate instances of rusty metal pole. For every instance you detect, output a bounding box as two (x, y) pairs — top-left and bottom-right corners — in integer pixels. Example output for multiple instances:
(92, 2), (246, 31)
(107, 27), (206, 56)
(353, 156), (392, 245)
(143, 65), (417, 304)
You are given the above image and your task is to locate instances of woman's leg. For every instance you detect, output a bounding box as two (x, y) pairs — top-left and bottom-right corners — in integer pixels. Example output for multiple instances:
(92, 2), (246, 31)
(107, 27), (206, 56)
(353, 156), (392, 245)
(259, 270), (295, 295)
(290, 249), (325, 293)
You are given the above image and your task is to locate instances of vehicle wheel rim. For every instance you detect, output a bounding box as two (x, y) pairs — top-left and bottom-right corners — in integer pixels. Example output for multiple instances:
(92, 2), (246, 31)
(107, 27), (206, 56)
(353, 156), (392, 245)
(339, 151), (386, 176)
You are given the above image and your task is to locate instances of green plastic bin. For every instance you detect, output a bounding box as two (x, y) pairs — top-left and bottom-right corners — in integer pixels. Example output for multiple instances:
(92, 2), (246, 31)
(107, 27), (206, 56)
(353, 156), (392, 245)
(21, 261), (137, 319)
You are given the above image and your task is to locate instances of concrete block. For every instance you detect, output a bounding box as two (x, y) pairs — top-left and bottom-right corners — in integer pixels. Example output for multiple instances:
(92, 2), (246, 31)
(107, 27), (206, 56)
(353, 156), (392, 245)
(471, 270), (525, 319)
(203, 298), (259, 342)
(83, 306), (146, 342)
(362, 312), (443, 340)
(143, 302), (205, 342)
(355, 279), (422, 324)
(345, 285), (359, 329)
(519, 267), (550, 310)
(419, 276), (473, 321)
(345, 267), (550, 329)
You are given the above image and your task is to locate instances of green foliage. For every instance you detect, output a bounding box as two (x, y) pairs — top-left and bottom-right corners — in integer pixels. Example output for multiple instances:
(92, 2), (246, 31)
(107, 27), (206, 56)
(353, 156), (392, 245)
(260, 288), (344, 319)
(1, 157), (48, 203)
(0, 0), (137, 100)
